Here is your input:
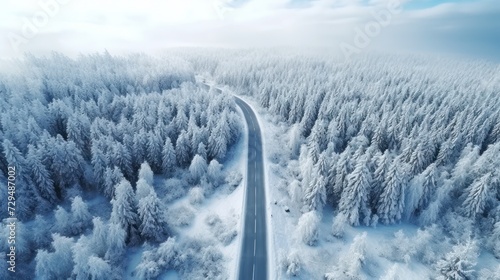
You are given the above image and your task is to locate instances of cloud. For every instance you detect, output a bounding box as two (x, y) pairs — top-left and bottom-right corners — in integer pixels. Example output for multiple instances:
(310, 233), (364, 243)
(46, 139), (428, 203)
(0, 0), (498, 60)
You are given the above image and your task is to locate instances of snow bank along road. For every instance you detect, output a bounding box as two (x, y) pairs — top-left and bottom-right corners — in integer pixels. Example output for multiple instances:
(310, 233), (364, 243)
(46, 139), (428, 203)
(234, 97), (268, 280)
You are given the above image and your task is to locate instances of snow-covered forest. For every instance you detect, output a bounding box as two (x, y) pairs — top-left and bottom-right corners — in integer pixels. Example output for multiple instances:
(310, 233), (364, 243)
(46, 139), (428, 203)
(209, 51), (500, 226)
(181, 50), (500, 279)
(1, 49), (499, 279)
(0, 53), (243, 279)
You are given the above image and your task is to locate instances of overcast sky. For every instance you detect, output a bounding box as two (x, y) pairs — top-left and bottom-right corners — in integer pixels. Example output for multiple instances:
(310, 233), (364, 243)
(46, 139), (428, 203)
(1, 0), (499, 60)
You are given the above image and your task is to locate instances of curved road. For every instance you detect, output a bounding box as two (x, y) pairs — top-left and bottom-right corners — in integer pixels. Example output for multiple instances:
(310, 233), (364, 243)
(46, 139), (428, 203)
(234, 97), (268, 280)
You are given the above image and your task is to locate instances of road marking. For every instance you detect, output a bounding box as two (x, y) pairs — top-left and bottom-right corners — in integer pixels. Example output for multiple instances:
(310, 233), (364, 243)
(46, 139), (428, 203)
(255, 188), (257, 216)
(252, 263), (255, 280)
(255, 219), (257, 233)
(254, 238), (256, 255)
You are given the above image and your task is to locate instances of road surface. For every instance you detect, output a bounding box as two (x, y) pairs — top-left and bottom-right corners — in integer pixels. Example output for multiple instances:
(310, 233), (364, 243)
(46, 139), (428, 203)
(234, 97), (268, 280)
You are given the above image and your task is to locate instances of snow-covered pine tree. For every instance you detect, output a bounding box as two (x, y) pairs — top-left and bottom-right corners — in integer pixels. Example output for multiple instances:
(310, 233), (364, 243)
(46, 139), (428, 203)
(308, 119), (328, 152)
(67, 112), (92, 160)
(70, 196), (92, 235)
(146, 131), (163, 172)
(371, 150), (390, 207)
(303, 168), (327, 211)
(48, 135), (84, 188)
(111, 142), (133, 179)
(462, 172), (495, 218)
(162, 137), (177, 174)
(103, 166), (124, 198)
(452, 144), (480, 191)
(189, 154), (208, 183)
(176, 130), (192, 167)
(88, 256), (112, 280)
(289, 124), (303, 159)
(138, 190), (168, 242)
(91, 143), (107, 184)
(138, 162), (154, 186)
(26, 144), (56, 204)
(308, 142), (321, 164)
(110, 179), (140, 244)
(35, 234), (74, 279)
(207, 159), (224, 187)
(105, 223), (126, 265)
(72, 236), (93, 280)
(295, 211), (320, 246)
(332, 147), (352, 207)
(339, 154), (372, 226)
(133, 129), (148, 167)
(377, 158), (408, 224)
(90, 217), (108, 257)
(417, 163), (440, 211)
(197, 142), (208, 161)
(208, 120), (228, 160)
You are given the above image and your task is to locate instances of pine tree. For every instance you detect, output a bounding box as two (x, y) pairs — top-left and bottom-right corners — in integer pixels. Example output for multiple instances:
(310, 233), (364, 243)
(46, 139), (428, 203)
(88, 256), (112, 280)
(67, 112), (91, 160)
(162, 137), (177, 174)
(296, 211), (320, 246)
(308, 119), (328, 152)
(462, 173), (495, 217)
(2, 139), (25, 168)
(176, 130), (191, 167)
(377, 159), (408, 224)
(207, 159), (224, 187)
(333, 147), (352, 206)
(70, 196), (92, 235)
(112, 142), (133, 179)
(90, 217), (108, 257)
(303, 168), (327, 211)
(138, 191), (168, 242)
(289, 124), (303, 159)
(72, 236), (93, 280)
(409, 142), (431, 175)
(136, 178), (154, 201)
(49, 135), (84, 188)
(308, 142), (321, 164)
(110, 179), (140, 244)
(105, 223), (126, 265)
(197, 142), (208, 161)
(371, 150), (390, 208)
(189, 154), (208, 183)
(146, 131), (163, 172)
(138, 161), (154, 186)
(26, 145), (56, 204)
(35, 234), (74, 280)
(208, 121), (228, 160)
(103, 166), (124, 198)
(417, 163), (439, 211)
(339, 156), (372, 226)
(91, 144), (107, 184)
(133, 129), (148, 166)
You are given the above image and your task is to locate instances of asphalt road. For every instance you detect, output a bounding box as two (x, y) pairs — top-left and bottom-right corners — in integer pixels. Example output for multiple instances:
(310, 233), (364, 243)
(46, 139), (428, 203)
(234, 97), (268, 280)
